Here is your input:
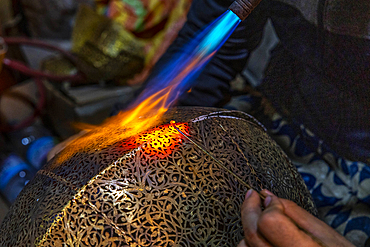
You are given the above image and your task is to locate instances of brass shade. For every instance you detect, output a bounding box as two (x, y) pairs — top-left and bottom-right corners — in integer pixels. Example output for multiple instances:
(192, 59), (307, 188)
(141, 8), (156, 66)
(0, 107), (316, 246)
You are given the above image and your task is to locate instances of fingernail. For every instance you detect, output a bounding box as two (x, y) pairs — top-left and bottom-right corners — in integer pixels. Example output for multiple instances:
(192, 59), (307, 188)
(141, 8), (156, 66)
(245, 189), (253, 199)
(264, 196), (272, 207)
(262, 189), (274, 196)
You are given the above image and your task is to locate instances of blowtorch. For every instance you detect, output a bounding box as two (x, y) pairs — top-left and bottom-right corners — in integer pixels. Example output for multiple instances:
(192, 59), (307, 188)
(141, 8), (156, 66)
(229, 0), (262, 21)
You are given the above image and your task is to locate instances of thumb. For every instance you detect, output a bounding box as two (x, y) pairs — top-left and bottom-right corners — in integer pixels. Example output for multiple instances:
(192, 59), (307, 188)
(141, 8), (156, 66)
(258, 190), (324, 247)
(260, 190), (284, 213)
(237, 239), (248, 247)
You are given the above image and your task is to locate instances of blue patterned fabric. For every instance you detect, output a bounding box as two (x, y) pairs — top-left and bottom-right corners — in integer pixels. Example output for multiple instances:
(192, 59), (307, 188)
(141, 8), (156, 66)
(225, 91), (370, 246)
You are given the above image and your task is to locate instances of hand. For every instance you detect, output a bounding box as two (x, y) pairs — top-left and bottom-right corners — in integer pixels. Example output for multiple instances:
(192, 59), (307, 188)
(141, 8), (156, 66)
(238, 189), (355, 247)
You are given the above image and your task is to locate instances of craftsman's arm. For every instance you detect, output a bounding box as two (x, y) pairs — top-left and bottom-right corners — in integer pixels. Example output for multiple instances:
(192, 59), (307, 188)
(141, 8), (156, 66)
(144, 0), (269, 107)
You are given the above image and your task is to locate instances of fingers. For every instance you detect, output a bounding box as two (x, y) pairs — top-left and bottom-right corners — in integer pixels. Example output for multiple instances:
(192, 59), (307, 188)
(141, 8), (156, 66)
(257, 190), (315, 247)
(241, 189), (272, 247)
(240, 189), (355, 247)
(254, 190), (354, 247)
(279, 198), (355, 247)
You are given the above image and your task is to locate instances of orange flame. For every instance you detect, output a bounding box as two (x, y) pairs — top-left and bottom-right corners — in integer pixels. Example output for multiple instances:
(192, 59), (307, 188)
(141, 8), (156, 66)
(53, 48), (215, 164)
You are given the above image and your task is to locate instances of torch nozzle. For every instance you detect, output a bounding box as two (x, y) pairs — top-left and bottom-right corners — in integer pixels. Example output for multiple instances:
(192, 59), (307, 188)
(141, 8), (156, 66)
(228, 0), (262, 21)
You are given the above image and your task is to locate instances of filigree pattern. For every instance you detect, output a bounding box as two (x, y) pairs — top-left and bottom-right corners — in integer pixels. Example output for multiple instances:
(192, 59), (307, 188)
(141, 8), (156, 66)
(0, 107), (316, 246)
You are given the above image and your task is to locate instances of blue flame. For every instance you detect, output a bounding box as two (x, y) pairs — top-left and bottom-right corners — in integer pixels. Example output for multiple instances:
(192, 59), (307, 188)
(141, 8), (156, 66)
(131, 10), (241, 109)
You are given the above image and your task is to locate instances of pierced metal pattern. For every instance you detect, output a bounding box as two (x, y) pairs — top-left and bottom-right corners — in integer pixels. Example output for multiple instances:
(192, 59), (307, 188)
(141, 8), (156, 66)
(0, 107), (316, 246)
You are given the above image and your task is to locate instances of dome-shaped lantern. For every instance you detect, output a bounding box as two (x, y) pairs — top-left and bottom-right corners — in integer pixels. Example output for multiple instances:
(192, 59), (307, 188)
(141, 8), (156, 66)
(0, 107), (316, 246)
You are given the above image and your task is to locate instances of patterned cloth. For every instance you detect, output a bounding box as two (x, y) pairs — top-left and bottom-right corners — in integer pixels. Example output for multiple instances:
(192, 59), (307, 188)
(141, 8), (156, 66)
(225, 87), (370, 246)
(95, 0), (192, 85)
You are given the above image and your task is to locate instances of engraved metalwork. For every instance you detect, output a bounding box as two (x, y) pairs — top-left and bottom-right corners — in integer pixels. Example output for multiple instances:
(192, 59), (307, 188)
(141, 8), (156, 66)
(0, 107), (316, 246)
